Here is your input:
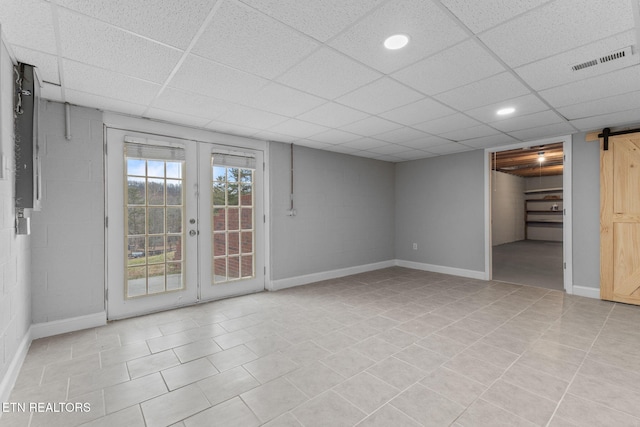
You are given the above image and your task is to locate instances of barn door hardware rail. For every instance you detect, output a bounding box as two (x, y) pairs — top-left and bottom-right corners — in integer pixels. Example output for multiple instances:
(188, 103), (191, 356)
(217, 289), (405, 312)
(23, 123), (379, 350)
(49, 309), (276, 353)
(598, 127), (640, 151)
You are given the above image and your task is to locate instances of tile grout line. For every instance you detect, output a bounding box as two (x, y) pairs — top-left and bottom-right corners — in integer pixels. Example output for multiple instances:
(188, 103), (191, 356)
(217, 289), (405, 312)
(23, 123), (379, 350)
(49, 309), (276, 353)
(448, 286), (568, 425)
(543, 301), (616, 427)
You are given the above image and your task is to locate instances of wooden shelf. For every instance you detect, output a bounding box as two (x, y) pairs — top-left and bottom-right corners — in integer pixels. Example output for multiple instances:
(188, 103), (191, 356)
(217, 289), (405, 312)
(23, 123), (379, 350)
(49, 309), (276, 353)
(524, 187), (562, 194)
(525, 188), (563, 240)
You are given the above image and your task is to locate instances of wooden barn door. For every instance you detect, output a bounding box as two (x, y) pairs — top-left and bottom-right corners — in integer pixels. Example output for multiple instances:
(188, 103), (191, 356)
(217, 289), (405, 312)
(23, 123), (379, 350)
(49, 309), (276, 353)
(600, 132), (640, 304)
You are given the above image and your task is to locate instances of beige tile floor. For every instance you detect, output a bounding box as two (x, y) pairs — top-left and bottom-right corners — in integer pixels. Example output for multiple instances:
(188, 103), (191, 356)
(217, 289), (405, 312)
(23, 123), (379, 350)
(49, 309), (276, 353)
(2, 267), (640, 427)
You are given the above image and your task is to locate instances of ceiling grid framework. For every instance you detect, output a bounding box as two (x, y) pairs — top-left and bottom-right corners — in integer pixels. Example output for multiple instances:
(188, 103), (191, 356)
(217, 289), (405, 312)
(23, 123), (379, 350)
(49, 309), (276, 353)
(0, 0), (639, 161)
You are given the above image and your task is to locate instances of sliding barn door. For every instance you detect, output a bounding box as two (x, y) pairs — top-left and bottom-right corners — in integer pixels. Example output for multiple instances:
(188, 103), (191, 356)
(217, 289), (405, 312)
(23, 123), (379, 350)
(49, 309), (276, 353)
(600, 132), (640, 304)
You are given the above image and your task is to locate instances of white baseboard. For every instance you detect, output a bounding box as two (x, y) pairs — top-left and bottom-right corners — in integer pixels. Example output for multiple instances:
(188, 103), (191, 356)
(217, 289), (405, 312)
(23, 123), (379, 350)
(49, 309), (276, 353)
(395, 259), (486, 280)
(0, 326), (32, 406)
(571, 285), (600, 299)
(269, 260), (395, 291)
(31, 311), (107, 340)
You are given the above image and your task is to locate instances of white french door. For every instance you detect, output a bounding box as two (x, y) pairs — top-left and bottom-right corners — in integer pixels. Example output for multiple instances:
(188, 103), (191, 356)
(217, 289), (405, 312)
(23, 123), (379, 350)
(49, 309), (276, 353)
(198, 143), (264, 301)
(106, 129), (264, 319)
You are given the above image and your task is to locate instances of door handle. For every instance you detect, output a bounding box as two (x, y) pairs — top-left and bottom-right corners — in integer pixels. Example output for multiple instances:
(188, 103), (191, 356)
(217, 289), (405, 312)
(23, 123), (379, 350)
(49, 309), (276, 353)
(189, 230), (197, 236)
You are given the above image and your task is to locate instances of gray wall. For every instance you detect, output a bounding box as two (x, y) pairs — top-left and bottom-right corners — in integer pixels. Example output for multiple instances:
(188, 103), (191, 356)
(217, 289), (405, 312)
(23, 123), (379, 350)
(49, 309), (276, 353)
(0, 39), (31, 388)
(491, 171), (525, 246)
(269, 142), (395, 280)
(571, 133), (600, 289)
(525, 174), (563, 191)
(31, 102), (104, 322)
(395, 150), (485, 273)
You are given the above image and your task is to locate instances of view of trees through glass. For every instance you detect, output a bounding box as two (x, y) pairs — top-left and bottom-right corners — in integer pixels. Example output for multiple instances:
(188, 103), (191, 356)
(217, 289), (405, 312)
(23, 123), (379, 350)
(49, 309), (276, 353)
(212, 164), (255, 284)
(125, 157), (185, 297)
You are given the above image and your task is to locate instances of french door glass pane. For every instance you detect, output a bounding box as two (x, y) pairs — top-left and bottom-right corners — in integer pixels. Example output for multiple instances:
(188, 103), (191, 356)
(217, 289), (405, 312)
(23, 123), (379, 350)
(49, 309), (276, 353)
(125, 151), (185, 298)
(212, 158), (255, 285)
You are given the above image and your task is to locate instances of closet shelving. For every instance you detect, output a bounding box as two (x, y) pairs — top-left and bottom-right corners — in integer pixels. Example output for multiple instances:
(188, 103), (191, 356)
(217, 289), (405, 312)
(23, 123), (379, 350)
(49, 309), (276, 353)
(524, 187), (563, 240)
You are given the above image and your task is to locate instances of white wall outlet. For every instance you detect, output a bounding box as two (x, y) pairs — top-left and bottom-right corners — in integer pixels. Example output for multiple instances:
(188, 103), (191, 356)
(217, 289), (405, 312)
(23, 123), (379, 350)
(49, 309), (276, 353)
(412, 243), (418, 250)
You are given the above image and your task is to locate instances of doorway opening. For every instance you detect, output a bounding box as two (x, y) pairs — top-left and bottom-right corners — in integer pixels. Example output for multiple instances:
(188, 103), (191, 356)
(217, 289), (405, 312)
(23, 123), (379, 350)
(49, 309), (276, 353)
(485, 136), (572, 293)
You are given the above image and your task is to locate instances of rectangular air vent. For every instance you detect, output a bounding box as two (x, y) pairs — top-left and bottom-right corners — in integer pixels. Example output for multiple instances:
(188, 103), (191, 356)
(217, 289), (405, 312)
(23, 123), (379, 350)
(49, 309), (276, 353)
(572, 59), (598, 71)
(572, 46), (634, 71)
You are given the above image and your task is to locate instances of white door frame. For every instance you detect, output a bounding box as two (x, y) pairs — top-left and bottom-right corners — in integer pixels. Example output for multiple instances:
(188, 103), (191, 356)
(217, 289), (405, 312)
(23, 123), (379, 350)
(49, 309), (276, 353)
(103, 113), (270, 319)
(484, 135), (573, 294)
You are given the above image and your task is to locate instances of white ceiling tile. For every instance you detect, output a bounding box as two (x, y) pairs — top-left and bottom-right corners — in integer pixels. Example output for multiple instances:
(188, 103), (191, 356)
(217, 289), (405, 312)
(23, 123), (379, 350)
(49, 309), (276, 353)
(267, 119), (329, 139)
(205, 120), (260, 138)
(58, 10), (182, 84)
(465, 94), (549, 123)
(400, 136), (452, 150)
(252, 130), (298, 143)
(369, 154), (403, 162)
(379, 97), (455, 126)
(339, 116), (402, 137)
(413, 113), (480, 134)
(395, 150), (435, 160)
(307, 129), (361, 144)
(461, 134), (517, 149)
(392, 39), (505, 95)
(0, 0), (57, 54)
(341, 138), (387, 150)
(439, 125), (500, 141)
(479, 0), (636, 68)
(557, 90), (640, 121)
(11, 47), (60, 85)
(62, 60), (161, 105)
(508, 122), (576, 141)
(192, 1), (319, 79)
(215, 105), (288, 130)
(277, 47), (382, 100)
(353, 150), (382, 159)
(375, 127), (430, 143)
(336, 78), (423, 115)
(426, 142), (472, 155)
(144, 108), (211, 128)
(65, 89), (147, 116)
(330, 0), (467, 74)
(242, 83), (326, 117)
(366, 143), (412, 155)
(55, 0), (216, 49)
(324, 144), (360, 155)
(237, 0), (385, 42)
(491, 110), (565, 133)
(296, 102), (369, 128)
(440, 0), (549, 33)
(41, 83), (63, 102)
(294, 140), (334, 150)
(515, 31), (638, 91)
(170, 55), (268, 104)
(152, 87), (231, 121)
(539, 66), (640, 108)
(569, 108), (640, 132)
(434, 72), (530, 111)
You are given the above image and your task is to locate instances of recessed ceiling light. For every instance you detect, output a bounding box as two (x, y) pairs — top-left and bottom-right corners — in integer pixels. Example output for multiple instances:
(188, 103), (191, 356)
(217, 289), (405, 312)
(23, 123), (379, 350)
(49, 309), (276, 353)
(496, 107), (515, 116)
(384, 34), (409, 50)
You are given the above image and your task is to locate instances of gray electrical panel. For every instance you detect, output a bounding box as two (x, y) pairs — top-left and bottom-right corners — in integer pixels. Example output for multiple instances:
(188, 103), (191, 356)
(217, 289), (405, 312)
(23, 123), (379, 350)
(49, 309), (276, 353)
(14, 62), (42, 211)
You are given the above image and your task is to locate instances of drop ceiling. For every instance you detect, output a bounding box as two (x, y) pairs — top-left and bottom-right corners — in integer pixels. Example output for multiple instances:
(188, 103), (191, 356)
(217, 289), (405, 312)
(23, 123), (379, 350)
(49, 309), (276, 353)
(1, 0), (640, 162)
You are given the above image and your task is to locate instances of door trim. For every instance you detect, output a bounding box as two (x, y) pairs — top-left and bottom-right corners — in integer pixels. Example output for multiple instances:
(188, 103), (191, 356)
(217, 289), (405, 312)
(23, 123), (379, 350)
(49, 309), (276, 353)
(103, 114), (270, 319)
(483, 135), (573, 294)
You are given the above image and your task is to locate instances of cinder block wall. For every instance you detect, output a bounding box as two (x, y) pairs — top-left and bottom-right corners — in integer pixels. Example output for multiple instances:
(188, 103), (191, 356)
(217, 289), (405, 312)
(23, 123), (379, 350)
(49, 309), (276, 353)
(0, 40), (31, 389)
(31, 102), (105, 323)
